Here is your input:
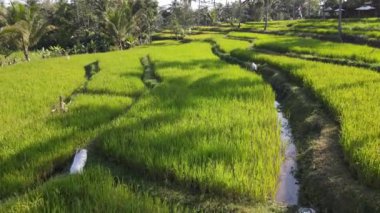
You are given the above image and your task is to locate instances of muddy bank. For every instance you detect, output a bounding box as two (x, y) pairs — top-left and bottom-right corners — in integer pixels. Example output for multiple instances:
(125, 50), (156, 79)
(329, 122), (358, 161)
(258, 66), (380, 213)
(210, 42), (380, 212)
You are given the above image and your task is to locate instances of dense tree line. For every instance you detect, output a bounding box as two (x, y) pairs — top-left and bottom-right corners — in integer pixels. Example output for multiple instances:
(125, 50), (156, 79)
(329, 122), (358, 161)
(0, 0), (158, 61)
(0, 0), (378, 61)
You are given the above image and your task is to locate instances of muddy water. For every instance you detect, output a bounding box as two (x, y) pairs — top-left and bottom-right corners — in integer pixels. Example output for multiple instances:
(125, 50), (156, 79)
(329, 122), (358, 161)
(274, 101), (299, 206)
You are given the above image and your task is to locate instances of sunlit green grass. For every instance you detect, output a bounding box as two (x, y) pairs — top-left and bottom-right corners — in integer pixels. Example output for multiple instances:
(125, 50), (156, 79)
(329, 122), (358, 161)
(187, 33), (250, 52)
(1, 39), (283, 210)
(98, 42), (282, 201)
(240, 18), (380, 40)
(228, 31), (380, 65)
(230, 47), (380, 187)
(0, 167), (178, 212)
(0, 50), (147, 197)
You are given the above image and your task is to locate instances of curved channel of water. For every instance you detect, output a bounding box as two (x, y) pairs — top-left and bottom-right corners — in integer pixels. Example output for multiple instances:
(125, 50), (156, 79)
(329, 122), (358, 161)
(274, 101), (299, 206)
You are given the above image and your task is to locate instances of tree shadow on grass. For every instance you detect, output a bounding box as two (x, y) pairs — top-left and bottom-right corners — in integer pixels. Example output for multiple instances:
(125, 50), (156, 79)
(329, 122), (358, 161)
(94, 67), (275, 199)
(1, 57), (276, 201)
(155, 59), (226, 71)
(82, 89), (141, 98)
(324, 78), (380, 91)
(0, 95), (135, 199)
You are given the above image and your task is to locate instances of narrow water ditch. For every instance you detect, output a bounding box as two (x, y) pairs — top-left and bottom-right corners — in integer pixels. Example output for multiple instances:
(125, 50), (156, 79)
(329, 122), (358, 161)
(209, 40), (380, 212)
(274, 101), (299, 206)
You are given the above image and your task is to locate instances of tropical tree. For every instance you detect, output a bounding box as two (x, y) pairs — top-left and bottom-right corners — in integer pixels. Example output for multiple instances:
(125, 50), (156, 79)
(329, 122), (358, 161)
(337, 0), (343, 41)
(132, 0), (158, 44)
(0, 3), (6, 27)
(263, 0), (272, 31)
(0, 3), (55, 61)
(102, 0), (133, 49)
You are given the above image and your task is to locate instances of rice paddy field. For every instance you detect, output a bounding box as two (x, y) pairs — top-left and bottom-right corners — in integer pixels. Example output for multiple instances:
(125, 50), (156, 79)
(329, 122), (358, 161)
(201, 32), (380, 188)
(231, 47), (380, 186)
(228, 31), (380, 67)
(0, 39), (285, 211)
(239, 18), (380, 41)
(1, 19), (380, 212)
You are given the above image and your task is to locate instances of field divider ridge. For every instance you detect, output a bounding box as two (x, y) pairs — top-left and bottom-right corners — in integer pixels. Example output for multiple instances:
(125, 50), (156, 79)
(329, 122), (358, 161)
(208, 39), (380, 212)
(225, 35), (380, 73)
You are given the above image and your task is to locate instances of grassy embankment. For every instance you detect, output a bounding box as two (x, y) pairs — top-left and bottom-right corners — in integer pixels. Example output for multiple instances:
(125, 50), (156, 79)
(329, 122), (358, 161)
(228, 31), (380, 70)
(239, 18), (380, 41)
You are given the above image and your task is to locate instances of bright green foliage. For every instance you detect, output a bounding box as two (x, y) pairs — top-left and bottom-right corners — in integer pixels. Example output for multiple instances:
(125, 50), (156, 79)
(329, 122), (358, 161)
(0, 50), (146, 197)
(0, 167), (177, 212)
(0, 3), (55, 61)
(0, 41), (282, 208)
(103, 0), (133, 50)
(99, 42), (282, 200)
(187, 33), (250, 52)
(228, 32), (380, 64)
(231, 48), (380, 187)
(240, 18), (380, 41)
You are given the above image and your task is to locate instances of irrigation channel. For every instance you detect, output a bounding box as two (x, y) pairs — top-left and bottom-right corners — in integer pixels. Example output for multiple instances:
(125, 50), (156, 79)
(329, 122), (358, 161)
(274, 101), (299, 206)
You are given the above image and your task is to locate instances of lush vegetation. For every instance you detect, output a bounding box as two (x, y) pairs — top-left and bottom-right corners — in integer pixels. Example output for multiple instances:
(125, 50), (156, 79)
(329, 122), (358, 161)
(230, 46), (380, 188)
(228, 31), (380, 66)
(1, 0), (380, 209)
(0, 39), (285, 210)
(240, 18), (380, 41)
(0, 0), (158, 62)
(98, 42), (282, 200)
(0, 48), (147, 197)
(0, 167), (179, 212)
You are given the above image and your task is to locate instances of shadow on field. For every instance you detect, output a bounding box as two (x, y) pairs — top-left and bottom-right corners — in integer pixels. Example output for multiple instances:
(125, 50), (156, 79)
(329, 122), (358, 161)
(0, 92), (135, 198)
(82, 89), (139, 98)
(0, 102), (130, 189)
(1, 57), (271, 203)
(119, 72), (142, 79)
(155, 59), (226, 70)
(256, 37), (337, 53)
(324, 78), (380, 91)
(93, 58), (270, 198)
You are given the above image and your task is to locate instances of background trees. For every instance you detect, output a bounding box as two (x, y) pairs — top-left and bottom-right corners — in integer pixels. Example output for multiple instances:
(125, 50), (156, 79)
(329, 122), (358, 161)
(103, 0), (133, 49)
(0, 0), (378, 61)
(0, 0), (159, 59)
(0, 2), (55, 61)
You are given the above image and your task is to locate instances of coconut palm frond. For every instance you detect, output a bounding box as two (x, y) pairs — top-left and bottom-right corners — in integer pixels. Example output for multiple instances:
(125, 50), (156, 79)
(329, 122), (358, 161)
(30, 22), (56, 46)
(102, 0), (133, 49)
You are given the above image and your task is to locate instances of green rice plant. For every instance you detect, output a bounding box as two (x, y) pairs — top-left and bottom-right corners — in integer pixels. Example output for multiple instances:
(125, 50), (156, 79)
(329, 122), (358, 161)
(98, 42), (282, 201)
(0, 166), (179, 212)
(228, 32), (380, 65)
(0, 40), (282, 208)
(187, 33), (250, 53)
(0, 49), (148, 197)
(230, 47), (380, 187)
(239, 18), (380, 41)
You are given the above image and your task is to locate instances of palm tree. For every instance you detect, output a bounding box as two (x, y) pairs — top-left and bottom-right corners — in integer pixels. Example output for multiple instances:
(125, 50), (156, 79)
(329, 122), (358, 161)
(0, 3), (55, 61)
(337, 0), (343, 41)
(0, 4), (6, 27)
(103, 0), (133, 50)
(264, 0), (270, 31)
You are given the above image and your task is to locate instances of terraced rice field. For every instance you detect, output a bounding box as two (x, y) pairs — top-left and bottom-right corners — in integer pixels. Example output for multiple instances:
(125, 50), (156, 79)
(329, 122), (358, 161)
(228, 41), (380, 187)
(0, 40), (284, 211)
(228, 31), (380, 67)
(1, 19), (380, 211)
(98, 42), (282, 200)
(239, 18), (380, 41)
